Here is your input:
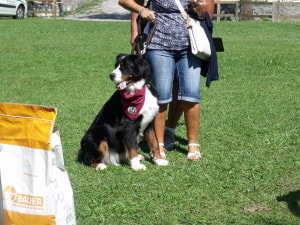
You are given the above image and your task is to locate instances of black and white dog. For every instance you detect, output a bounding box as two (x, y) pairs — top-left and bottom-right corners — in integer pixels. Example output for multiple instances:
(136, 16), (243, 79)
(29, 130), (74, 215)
(77, 54), (168, 170)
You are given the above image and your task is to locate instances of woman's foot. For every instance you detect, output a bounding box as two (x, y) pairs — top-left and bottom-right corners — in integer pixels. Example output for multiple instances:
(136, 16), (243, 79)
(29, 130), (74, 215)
(159, 143), (166, 159)
(187, 143), (201, 160)
(150, 143), (169, 166)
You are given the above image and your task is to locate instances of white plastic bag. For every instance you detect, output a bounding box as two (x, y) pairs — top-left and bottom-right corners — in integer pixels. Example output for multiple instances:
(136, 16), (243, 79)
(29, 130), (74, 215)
(0, 103), (76, 225)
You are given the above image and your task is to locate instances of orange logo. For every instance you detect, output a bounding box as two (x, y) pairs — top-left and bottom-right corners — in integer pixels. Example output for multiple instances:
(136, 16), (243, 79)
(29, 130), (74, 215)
(3, 186), (44, 207)
(3, 186), (17, 202)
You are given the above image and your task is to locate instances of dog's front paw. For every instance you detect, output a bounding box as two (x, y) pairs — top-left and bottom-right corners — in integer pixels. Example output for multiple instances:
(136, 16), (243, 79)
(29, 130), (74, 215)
(131, 163), (146, 171)
(95, 163), (107, 170)
(130, 157), (147, 171)
(152, 158), (169, 166)
(137, 154), (145, 161)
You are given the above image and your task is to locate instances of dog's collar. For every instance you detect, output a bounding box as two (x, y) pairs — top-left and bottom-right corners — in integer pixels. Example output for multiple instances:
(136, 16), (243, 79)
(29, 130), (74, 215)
(121, 85), (146, 120)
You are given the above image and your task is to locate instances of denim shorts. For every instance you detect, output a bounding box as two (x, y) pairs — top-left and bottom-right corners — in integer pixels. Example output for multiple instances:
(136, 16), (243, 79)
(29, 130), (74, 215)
(146, 49), (202, 104)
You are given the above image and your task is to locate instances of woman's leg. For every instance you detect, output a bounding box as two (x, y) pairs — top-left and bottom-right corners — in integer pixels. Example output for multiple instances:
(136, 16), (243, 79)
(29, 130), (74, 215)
(177, 50), (202, 159)
(165, 81), (182, 150)
(146, 50), (175, 158)
(155, 103), (168, 156)
(166, 82), (182, 129)
(183, 102), (201, 158)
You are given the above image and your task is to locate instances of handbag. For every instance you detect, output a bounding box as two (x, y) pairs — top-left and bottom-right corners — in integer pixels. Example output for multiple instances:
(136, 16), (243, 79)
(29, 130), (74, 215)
(174, 0), (211, 60)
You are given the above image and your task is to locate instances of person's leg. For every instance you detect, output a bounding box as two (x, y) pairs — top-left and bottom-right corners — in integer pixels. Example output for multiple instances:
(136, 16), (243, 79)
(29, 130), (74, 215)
(177, 50), (202, 160)
(166, 81), (182, 129)
(154, 103), (168, 157)
(183, 102), (201, 159)
(164, 77), (183, 149)
(146, 50), (175, 158)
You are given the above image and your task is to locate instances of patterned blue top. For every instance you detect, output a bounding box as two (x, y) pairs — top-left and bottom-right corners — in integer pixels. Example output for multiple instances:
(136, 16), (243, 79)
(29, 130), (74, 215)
(148, 0), (194, 50)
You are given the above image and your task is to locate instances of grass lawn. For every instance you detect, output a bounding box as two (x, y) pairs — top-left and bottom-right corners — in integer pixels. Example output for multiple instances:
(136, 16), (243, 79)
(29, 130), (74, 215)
(0, 18), (299, 224)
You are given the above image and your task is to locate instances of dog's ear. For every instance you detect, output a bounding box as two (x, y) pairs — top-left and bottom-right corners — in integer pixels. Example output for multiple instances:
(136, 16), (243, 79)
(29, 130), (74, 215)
(115, 54), (128, 67)
(116, 54), (127, 60)
(133, 57), (151, 79)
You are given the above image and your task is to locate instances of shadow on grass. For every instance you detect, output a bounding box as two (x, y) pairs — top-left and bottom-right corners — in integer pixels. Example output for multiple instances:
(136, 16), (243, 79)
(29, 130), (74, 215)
(140, 135), (188, 155)
(78, 13), (130, 20)
(277, 190), (300, 217)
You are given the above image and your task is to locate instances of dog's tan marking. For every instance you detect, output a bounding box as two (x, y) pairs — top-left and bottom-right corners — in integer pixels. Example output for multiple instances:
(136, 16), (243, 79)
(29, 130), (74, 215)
(90, 141), (109, 168)
(98, 140), (109, 155)
(127, 147), (139, 160)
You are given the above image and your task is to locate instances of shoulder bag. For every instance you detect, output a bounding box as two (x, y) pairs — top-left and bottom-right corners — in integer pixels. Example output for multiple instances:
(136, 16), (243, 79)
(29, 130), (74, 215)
(174, 0), (211, 60)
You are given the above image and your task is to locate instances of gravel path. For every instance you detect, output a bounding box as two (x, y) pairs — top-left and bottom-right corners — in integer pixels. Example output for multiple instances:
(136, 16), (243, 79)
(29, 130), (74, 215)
(63, 0), (130, 21)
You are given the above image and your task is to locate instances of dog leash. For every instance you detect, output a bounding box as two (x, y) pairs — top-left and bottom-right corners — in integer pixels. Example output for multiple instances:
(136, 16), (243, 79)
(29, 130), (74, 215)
(131, 18), (157, 57)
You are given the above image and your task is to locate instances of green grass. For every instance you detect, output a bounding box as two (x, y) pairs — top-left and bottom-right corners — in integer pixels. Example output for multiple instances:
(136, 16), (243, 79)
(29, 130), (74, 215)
(0, 18), (299, 225)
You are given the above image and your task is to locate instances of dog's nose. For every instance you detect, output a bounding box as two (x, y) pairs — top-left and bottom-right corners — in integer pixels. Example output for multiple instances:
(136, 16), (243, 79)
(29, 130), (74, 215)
(110, 73), (115, 81)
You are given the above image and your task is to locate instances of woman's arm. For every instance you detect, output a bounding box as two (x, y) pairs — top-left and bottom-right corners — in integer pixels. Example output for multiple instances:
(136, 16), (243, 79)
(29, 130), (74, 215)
(119, 0), (155, 21)
(130, 12), (139, 45)
(206, 0), (215, 19)
(191, 0), (215, 20)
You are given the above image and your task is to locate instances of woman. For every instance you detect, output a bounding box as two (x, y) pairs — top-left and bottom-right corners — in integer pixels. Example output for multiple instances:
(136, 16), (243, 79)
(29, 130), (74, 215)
(119, 0), (208, 160)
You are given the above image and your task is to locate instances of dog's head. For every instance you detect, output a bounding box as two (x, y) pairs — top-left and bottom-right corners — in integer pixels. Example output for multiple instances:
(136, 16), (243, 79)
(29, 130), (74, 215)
(110, 54), (151, 91)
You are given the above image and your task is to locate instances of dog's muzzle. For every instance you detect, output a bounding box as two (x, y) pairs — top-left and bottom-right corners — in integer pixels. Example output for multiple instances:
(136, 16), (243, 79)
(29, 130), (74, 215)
(109, 72), (116, 81)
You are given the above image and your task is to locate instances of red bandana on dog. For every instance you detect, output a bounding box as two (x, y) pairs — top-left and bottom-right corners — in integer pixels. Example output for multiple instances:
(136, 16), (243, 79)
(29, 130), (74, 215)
(121, 86), (146, 120)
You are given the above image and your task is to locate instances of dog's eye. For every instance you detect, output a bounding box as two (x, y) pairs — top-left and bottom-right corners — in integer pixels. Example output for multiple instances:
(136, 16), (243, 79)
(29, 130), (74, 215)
(120, 61), (126, 70)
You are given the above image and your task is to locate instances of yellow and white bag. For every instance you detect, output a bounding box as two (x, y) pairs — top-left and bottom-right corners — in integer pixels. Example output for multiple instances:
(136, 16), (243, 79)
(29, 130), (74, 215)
(0, 103), (76, 225)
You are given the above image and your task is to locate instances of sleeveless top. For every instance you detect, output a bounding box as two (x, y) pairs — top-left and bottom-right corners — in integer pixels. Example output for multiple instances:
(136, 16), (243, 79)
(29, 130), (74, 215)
(148, 0), (194, 50)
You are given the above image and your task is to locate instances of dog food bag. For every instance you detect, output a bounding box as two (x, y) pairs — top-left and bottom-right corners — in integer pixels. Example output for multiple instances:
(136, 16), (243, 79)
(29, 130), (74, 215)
(0, 103), (76, 225)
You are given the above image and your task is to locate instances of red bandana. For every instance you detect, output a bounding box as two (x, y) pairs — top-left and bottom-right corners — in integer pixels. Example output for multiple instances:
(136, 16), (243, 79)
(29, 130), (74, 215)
(121, 86), (146, 120)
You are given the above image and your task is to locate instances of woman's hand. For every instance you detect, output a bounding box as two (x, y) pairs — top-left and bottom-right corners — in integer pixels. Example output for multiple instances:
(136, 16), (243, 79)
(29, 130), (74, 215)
(191, 0), (207, 18)
(139, 7), (156, 22)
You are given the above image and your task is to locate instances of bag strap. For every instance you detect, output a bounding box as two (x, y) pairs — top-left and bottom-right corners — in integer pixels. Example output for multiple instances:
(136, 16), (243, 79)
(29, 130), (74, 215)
(174, 0), (189, 23)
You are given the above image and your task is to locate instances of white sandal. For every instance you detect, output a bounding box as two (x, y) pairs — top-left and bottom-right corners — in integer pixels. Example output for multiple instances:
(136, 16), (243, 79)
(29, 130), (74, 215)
(158, 143), (166, 159)
(149, 143), (166, 160)
(150, 143), (169, 166)
(187, 143), (201, 160)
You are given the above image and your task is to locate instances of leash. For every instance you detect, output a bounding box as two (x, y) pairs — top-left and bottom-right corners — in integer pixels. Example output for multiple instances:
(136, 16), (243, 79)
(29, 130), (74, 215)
(131, 18), (157, 57)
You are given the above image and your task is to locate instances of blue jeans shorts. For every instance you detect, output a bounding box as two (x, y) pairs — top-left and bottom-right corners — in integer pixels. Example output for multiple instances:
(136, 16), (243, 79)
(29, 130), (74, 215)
(146, 49), (202, 104)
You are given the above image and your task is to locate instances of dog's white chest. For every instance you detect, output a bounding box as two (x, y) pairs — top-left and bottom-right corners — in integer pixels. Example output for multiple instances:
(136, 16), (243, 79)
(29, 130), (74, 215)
(138, 88), (159, 136)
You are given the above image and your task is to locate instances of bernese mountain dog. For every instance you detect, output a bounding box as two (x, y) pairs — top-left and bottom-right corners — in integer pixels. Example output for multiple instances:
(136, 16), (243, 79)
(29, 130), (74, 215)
(77, 54), (169, 170)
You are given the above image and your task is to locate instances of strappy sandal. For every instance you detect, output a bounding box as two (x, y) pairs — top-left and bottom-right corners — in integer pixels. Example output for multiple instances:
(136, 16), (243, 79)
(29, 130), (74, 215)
(187, 143), (202, 161)
(158, 143), (166, 159)
(150, 144), (169, 166)
(149, 143), (166, 160)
